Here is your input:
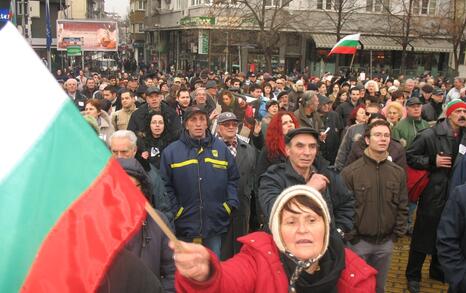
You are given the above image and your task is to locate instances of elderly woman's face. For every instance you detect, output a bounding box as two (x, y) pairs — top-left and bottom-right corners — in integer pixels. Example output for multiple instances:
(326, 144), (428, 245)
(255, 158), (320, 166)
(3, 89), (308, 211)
(387, 108), (401, 124)
(280, 202), (325, 261)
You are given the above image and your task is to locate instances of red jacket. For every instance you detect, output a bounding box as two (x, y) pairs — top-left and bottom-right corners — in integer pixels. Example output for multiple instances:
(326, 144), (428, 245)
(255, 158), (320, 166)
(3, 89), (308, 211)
(176, 232), (377, 293)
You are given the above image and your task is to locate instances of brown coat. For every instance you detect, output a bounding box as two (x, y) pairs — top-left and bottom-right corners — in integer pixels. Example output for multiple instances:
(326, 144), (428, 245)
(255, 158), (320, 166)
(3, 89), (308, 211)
(341, 152), (408, 244)
(111, 105), (137, 131)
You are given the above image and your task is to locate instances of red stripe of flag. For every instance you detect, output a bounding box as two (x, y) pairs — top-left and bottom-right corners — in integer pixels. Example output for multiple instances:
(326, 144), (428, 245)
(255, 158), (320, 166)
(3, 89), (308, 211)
(22, 158), (147, 292)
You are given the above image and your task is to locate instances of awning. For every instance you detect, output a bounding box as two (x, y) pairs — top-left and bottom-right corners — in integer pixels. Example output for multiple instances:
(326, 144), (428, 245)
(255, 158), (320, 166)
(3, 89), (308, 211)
(311, 34), (453, 53)
(411, 39), (453, 53)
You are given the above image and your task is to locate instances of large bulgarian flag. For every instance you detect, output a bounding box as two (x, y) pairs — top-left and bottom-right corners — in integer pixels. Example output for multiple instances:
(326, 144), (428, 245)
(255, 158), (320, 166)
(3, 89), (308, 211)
(328, 33), (361, 56)
(0, 22), (147, 292)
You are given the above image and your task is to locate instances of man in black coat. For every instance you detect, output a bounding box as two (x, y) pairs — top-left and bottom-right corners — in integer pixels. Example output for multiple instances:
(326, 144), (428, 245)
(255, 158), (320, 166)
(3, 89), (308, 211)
(216, 112), (256, 260)
(318, 95), (344, 165)
(336, 86), (363, 126)
(405, 100), (466, 293)
(437, 183), (466, 293)
(127, 87), (181, 139)
(422, 87), (444, 124)
(258, 127), (355, 237)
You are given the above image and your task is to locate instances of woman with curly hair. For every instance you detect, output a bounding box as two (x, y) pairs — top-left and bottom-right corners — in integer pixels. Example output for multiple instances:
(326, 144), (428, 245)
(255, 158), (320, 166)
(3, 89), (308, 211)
(255, 111), (299, 178)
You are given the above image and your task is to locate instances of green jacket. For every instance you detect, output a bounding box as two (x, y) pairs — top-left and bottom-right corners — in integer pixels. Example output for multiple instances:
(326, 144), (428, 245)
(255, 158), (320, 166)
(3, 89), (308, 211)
(392, 116), (430, 149)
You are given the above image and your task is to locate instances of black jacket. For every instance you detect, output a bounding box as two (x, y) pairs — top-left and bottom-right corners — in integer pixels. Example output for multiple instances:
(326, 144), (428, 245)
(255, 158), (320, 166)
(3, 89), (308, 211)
(258, 157), (355, 233)
(346, 137), (407, 170)
(437, 184), (466, 293)
(319, 111), (345, 165)
(407, 118), (466, 253)
(97, 249), (163, 293)
(127, 102), (181, 139)
(221, 137), (257, 260)
(422, 100), (443, 122)
(336, 100), (361, 126)
(126, 213), (175, 293)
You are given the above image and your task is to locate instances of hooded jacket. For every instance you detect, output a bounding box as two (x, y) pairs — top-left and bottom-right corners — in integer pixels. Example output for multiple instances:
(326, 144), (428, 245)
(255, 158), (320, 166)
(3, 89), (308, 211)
(160, 130), (240, 239)
(176, 185), (374, 292)
(176, 233), (376, 293)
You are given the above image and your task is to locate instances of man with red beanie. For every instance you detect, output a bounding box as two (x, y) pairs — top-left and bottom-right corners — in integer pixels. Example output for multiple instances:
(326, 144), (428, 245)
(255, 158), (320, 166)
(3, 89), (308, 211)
(404, 99), (466, 293)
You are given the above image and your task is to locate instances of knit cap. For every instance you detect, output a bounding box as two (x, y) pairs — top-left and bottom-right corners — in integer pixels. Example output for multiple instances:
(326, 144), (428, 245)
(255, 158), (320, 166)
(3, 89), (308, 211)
(446, 100), (466, 117)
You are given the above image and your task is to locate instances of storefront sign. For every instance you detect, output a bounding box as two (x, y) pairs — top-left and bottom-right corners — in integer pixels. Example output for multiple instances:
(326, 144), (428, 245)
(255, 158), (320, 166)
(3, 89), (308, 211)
(180, 17), (215, 26)
(67, 46), (82, 57)
(198, 31), (209, 55)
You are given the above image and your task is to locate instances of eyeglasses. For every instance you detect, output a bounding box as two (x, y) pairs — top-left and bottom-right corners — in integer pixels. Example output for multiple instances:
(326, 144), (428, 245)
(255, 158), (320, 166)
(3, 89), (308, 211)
(365, 112), (375, 116)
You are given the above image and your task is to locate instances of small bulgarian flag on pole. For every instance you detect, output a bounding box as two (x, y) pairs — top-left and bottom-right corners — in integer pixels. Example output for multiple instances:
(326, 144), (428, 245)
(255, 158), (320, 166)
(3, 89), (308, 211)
(0, 22), (148, 292)
(328, 33), (361, 56)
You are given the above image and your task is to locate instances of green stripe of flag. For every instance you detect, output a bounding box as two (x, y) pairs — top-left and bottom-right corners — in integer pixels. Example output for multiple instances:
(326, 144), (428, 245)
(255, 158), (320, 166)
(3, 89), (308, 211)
(337, 40), (359, 48)
(0, 101), (111, 293)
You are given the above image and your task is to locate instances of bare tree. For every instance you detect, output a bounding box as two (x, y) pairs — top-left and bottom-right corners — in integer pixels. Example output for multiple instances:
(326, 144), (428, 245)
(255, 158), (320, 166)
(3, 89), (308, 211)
(377, 0), (430, 75)
(318, 0), (368, 70)
(209, 0), (310, 72)
(431, 0), (466, 75)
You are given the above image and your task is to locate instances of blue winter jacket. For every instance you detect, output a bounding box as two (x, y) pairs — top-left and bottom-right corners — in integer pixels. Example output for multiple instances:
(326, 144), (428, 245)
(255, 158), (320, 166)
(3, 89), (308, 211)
(160, 130), (240, 239)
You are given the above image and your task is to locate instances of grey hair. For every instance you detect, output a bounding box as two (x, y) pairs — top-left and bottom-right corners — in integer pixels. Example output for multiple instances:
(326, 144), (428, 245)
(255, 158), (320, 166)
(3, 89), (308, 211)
(64, 78), (78, 86)
(454, 77), (464, 84)
(109, 130), (137, 149)
(301, 90), (318, 107)
(195, 87), (206, 96)
(364, 80), (379, 92)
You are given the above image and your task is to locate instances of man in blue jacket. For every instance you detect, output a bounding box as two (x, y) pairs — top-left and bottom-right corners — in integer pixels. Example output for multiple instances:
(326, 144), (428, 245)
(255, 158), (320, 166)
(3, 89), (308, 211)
(160, 106), (240, 257)
(437, 183), (466, 293)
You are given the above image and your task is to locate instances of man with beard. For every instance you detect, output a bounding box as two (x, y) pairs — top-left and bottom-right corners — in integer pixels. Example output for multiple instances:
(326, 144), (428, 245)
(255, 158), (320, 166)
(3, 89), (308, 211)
(405, 100), (466, 293)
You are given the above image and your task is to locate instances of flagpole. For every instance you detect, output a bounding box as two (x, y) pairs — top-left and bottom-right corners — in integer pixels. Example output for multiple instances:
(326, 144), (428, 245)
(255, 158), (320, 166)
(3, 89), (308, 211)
(349, 52), (356, 74)
(144, 202), (183, 250)
(45, 0), (52, 71)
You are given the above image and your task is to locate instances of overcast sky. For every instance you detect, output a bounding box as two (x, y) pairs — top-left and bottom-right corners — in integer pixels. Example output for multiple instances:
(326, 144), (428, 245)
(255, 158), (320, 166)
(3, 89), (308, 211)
(105, 0), (129, 18)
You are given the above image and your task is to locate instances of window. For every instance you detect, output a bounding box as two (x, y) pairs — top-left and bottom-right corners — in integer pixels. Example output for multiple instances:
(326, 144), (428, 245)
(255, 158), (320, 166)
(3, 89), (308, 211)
(139, 23), (144, 32)
(412, 0), (435, 15)
(265, 0), (291, 7)
(16, 2), (25, 16)
(138, 0), (147, 10)
(317, 0), (332, 10)
(366, 0), (389, 12)
(191, 0), (202, 5)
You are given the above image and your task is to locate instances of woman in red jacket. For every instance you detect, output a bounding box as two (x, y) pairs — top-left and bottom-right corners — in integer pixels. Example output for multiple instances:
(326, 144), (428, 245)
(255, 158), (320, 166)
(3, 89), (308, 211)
(170, 185), (377, 293)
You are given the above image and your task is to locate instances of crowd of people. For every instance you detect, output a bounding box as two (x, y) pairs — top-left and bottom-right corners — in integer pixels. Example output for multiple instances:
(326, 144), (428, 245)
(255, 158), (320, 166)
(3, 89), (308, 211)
(57, 67), (466, 293)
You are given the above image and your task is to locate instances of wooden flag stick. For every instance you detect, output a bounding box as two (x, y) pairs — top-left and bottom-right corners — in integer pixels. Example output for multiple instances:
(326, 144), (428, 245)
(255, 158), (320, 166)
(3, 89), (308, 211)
(349, 53), (356, 72)
(144, 202), (183, 250)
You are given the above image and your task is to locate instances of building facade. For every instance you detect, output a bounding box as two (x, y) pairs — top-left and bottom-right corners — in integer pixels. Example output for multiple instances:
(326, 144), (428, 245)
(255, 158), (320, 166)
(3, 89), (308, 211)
(140, 0), (465, 76)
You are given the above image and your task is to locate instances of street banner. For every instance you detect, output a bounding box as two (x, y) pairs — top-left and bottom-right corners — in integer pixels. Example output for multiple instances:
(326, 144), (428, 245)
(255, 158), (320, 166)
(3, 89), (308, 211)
(0, 22), (146, 292)
(57, 20), (119, 51)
